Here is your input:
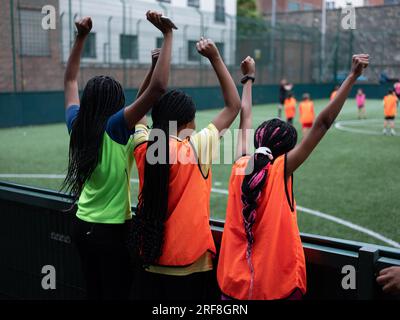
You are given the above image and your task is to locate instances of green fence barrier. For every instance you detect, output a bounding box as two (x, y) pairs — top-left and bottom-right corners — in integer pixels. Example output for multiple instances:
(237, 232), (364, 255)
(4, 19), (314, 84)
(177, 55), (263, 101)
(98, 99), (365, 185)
(0, 83), (395, 128)
(0, 181), (399, 300)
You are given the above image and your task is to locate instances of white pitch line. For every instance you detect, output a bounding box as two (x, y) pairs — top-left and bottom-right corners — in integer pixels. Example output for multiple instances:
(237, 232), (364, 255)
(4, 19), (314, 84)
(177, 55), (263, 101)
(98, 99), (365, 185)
(1, 173), (399, 248)
(335, 119), (400, 136)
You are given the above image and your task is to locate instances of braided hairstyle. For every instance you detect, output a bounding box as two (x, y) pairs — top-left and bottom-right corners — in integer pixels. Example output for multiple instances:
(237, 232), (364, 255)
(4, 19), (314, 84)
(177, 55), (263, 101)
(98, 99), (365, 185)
(241, 118), (297, 296)
(133, 89), (196, 266)
(62, 76), (125, 202)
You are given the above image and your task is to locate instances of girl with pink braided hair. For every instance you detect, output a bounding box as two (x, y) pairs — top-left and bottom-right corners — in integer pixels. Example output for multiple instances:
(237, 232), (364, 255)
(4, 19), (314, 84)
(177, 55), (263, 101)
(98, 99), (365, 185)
(217, 54), (369, 300)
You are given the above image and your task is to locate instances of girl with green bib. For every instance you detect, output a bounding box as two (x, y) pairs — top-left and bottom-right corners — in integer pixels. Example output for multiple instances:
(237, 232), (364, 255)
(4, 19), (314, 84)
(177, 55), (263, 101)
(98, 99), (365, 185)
(62, 12), (174, 300)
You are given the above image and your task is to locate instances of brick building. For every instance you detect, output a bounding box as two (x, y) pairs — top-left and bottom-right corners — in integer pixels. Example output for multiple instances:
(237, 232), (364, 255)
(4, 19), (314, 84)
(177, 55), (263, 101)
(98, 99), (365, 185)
(256, 0), (322, 14)
(0, 0), (237, 92)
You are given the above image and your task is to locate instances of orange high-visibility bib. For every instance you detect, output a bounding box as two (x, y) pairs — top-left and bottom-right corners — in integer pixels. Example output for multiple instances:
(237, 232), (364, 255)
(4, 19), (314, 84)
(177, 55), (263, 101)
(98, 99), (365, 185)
(134, 137), (216, 266)
(284, 97), (297, 119)
(217, 155), (306, 300)
(299, 101), (315, 124)
(384, 95), (398, 117)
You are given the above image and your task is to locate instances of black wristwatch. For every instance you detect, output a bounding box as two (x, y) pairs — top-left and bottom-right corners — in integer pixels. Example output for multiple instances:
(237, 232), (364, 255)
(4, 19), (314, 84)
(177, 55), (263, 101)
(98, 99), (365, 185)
(241, 75), (255, 84)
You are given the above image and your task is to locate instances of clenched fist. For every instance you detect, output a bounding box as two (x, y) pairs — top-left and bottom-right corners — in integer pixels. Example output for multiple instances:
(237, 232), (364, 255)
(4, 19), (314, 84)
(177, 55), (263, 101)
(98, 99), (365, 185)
(75, 17), (92, 38)
(350, 54), (369, 79)
(146, 10), (173, 35)
(196, 37), (220, 62)
(241, 56), (255, 77)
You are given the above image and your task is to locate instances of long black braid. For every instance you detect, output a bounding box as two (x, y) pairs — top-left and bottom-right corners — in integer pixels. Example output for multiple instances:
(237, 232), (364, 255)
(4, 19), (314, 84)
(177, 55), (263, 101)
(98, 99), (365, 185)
(62, 76), (125, 202)
(241, 118), (297, 298)
(133, 89), (196, 266)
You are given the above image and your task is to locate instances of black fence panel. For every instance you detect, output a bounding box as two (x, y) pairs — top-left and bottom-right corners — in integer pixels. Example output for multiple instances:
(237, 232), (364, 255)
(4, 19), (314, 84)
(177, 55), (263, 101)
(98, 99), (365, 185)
(0, 182), (399, 300)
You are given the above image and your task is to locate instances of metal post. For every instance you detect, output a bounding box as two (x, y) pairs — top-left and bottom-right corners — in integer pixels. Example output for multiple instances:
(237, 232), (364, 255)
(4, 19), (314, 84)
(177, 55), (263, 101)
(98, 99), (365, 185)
(68, 0), (72, 50)
(196, 8), (205, 86)
(280, 26), (284, 80)
(10, 0), (17, 92)
(225, 14), (234, 68)
(17, 0), (24, 92)
(349, 29), (354, 70)
(120, 0), (127, 87)
(333, 9), (341, 83)
(300, 27), (304, 83)
(108, 16), (113, 65)
(271, 0), (276, 28)
(357, 247), (379, 300)
(158, 1), (168, 16)
(183, 24), (188, 66)
(60, 12), (65, 63)
(321, 0), (326, 82)
(136, 19), (142, 63)
(270, 0), (276, 82)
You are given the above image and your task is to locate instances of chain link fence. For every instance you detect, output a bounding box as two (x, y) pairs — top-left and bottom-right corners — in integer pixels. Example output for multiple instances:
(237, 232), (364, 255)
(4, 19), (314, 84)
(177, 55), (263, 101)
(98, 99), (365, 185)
(2, 0), (400, 92)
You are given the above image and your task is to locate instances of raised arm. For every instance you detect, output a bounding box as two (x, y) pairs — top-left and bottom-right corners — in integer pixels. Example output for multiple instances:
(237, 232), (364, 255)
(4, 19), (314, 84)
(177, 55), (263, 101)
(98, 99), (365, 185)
(64, 17), (92, 109)
(135, 48), (160, 126)
(236, 56), (255, 159)
(124, 11), (173, 130)
(286, 54), (369, 178)
(196, 38), (241, 135)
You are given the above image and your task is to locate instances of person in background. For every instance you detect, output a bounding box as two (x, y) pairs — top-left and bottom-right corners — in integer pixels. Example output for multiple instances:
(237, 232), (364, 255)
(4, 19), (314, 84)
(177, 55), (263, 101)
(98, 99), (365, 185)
(394, 81), (400, 101)
(299, 93), (315, 137)
(330, 85), (340, 101)
(377, 266), (400, 296)
(356, 88), (366, 120)
(383, 89), (398, 136)
(278, 79), (293, 119)
(284, 92), (297, 125)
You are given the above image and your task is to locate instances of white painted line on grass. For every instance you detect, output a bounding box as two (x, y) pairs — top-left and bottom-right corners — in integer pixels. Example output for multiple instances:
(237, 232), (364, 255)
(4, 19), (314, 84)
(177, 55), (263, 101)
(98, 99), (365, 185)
(1, 173), (399, 248)
(335, 119), (399, 136)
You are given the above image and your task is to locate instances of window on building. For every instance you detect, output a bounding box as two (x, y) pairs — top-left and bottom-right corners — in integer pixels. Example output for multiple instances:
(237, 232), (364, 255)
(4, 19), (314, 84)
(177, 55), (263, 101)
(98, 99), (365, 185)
(303, 3), (313, 11)
(157, 0), (171, 3)
(156, 37), (163, 49)
(188, 0), (200, 8)
(188, 40), (200, 62)
(326, 1), (335, 9)
(215, 0), (225, 23)
(19, 9), (50, 56)
(120, 35), (138, 60)
(215, 42), (225, 60)
(82, 33), (97, 58)
(384, 0), (400, 4)
(288, 2), (300, 11)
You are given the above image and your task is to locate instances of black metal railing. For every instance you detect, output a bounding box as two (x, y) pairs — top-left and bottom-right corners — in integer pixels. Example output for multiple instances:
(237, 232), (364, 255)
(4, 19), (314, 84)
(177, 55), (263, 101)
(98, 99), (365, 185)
(0, 181), (399, 300)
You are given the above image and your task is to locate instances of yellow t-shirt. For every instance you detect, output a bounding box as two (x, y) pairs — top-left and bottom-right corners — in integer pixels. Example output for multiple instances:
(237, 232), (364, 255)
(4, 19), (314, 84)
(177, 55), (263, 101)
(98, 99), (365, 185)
(133, 123), (219, 275)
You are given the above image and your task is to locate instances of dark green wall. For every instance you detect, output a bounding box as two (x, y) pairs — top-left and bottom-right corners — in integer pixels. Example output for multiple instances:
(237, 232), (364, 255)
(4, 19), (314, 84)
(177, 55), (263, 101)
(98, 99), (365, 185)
(0, 84), (394, 128)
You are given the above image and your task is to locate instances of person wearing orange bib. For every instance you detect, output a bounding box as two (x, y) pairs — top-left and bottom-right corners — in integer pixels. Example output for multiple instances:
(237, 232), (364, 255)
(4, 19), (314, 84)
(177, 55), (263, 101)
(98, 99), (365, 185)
(383, 90), (398, 136)
(130, 38), (241, 300)
(284, 93), (297, 125)
(299, 93), (315, 136)
(330, 85), (339, 101)
(217, 54), (369, 300)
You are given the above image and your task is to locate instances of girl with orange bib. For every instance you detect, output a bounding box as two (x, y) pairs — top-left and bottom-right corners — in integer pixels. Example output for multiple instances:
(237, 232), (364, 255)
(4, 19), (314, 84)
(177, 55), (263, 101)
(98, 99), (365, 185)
(383, 89), (398, 136)
(131, 38), (241, 300)
(284, 93), (297, 125)
(217, 54), (369, 300)
(299, 93), (315, 136)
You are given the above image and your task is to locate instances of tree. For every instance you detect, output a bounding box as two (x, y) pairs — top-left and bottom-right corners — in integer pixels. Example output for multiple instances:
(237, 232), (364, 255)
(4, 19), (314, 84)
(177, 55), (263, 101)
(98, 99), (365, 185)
(237, 0), (260, 19)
